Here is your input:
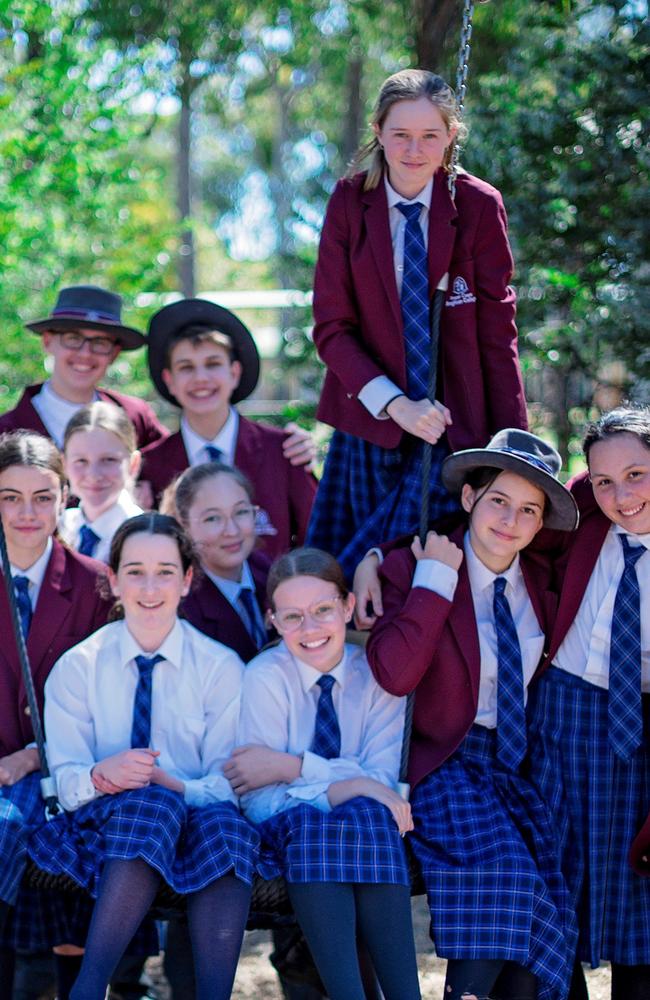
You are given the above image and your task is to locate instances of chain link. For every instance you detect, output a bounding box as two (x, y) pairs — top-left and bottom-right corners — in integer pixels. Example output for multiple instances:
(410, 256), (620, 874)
(448, 0), (476, 199)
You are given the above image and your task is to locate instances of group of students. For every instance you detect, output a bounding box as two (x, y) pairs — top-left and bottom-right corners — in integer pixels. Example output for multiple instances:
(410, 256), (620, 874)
(0, 64), (647, 1000)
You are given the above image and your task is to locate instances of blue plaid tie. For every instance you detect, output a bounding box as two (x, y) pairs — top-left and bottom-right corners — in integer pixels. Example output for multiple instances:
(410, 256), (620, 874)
(396, 202), (430, 399)
(78, 524), (100, 557)
(12, 575), (32, 639)
(204, 445), (223, 462)
(609, 535), (646, 759)
(493, 577), (527, 771)
(310, 674), (341, 760)
(237, 588), (267, 650)
(131, 654), (164, 748)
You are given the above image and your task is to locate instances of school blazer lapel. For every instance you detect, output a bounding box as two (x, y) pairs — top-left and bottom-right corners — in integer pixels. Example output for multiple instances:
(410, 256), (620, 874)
(552, 509), (610, 655)
(427, 169), (459, 295)
(233, 415), (260, 471)
(196, 576), (254, 655)
(361, 184), (402, 331)
(28, 542), (74, 686)
(446, 555), (481, 705)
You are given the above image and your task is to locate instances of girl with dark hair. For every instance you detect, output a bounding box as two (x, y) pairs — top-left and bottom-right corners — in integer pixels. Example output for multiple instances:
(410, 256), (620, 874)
(306, 68), (527, 579)
(527, 405), (650, 1000)
(230, 546), (421, 1000)
(366, 429), (579, 1000)
(26, 512), (258, 1000)
(0, 430), (109, 992)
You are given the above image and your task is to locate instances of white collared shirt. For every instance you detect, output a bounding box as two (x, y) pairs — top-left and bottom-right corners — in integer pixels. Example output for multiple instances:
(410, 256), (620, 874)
(180, 408), (239, 467)
(8, 536), (53, 611)
(238, 642), (406, 824)
(413, 531), (545, 727)
(44, 618), (244, 811)
(357, 177), (434, 420)
(58, 490), (143, 564)
(554, 524), (650, 691)
(32, 381), (100, 447)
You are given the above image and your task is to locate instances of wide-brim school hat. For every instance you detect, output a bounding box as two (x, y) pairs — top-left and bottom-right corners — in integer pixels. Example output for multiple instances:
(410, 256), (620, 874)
(26, 285), (146, 351)
(147, 298), (260, 406)
(441, 428), (579, 531)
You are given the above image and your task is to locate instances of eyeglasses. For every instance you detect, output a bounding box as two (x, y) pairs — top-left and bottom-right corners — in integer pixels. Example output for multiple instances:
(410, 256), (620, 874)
(57, 331), (118, 356)
(270, 595), (345, 633)
(195, 505), (258, 533)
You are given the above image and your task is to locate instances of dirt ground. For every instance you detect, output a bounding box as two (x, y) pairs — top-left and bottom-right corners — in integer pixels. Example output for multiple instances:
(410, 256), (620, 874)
(144, 895), (613, 999)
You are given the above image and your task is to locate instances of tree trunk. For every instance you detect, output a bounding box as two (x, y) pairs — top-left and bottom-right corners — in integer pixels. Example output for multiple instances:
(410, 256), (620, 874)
(177, 73), (195, 298)
(341, 46), (364, 168)
(414, 0), (460, 73)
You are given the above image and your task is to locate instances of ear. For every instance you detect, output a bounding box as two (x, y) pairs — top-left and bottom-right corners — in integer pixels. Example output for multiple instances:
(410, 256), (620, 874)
(372, 122), (382, 145)
(129, 450), (142, 482)
(41, 331), (55, 354)
(446, 125), (458, 146)
(107, 566), (120, 599)
(343, 592), (356, 623)
(230, 359), (243, 389)
(161, 368), (173, 390)
(181, 565), (193, 597)
(460, 483), (475, 514)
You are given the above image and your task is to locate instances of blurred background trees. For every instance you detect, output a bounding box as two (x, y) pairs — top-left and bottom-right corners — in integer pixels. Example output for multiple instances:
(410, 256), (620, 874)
(0, 0), (647, 463)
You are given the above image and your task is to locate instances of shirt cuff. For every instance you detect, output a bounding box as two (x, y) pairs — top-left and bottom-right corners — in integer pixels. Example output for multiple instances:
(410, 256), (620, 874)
(286, 783), (331, 812)
(300, 750), (334, 783)
(413, 559), (458, 600)
(73, 767), (100, 809)
(357, 376), (403, 419)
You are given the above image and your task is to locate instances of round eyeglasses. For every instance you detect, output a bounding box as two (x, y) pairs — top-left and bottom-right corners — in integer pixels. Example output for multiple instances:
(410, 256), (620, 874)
(270, 595), (345, 633)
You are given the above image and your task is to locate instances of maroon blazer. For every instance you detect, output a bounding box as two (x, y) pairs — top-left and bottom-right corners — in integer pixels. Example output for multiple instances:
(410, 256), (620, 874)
(313, 168), (527, 450)
(140, 415), (317, 558)
(540, 472), (609, 667)
(181, 550), (271, 664)
(630, 814), (650, 876)
(366, 527), (554, 788)
(0, 383), (168, 450)
(0, 540), (110, 758)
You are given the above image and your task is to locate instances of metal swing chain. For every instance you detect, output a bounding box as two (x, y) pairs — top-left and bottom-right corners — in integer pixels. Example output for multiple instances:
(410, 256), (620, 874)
(448, 0), (475, 200)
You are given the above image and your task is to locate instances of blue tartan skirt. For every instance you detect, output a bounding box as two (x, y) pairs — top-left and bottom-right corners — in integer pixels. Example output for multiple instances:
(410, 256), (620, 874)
(410, 725), (576, 1000)
(306, 430), (458, 579)
(256, 796), (410, 886)
(0, 772), (97, 951)
(527, 666), (650, 967)
(27, 785), (260, 897)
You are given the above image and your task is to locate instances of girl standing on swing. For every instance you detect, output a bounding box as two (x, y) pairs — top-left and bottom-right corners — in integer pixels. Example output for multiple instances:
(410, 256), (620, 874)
(307, 68), (527, 579)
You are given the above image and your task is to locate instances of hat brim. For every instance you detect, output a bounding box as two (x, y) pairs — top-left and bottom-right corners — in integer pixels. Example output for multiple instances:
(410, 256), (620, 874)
(147, 299), (260, 406)
(26, 317), (145, 351)
(442, 449), (579, 531)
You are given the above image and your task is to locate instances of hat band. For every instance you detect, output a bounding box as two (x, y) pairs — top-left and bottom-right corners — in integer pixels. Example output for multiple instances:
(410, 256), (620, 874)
(52, 308), (120, 324)
(499, 447), (555, 477)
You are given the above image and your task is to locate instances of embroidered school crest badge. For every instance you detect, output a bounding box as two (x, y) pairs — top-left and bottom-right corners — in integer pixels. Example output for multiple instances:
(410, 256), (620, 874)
(445, 276), (477, 308)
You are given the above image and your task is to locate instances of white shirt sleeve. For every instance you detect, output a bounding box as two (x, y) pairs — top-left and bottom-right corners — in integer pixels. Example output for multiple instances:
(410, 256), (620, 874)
(413, 559), (459, 600)
(357, 376), (404, 419)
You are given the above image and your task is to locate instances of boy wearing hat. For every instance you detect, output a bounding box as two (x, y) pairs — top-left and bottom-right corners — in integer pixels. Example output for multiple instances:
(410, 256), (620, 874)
(140, 298), (316, 558)
(0, 285), (168, 450)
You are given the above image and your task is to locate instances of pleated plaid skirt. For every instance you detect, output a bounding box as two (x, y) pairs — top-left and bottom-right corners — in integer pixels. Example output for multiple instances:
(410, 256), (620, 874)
(28, 785), (259, 897)
(0, 772), (97, 951)
(410, 725), (576, 1000)
(256, 796), (410, 886)
(306, 430), (457, 579)
(527, 666), (650, 967)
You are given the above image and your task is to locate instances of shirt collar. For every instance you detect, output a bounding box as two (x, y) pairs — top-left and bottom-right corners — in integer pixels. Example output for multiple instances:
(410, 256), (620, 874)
(384, 175), (434, 211)
(463, 529), (522, 597)
(119, 617), (184, 671)
(180, 408), (239, 466)
(82, 490), (142, 539)
(611, 522), (650, 550)
(291, 643), (348, 693)
(10, 536), (53, 589)
(204, 559), (255, 602)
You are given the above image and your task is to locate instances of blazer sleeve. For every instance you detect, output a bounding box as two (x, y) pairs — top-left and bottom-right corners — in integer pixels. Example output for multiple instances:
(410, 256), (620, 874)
(470, 186), (527, 432)
(285, 440), (317, 547)
(312, 182), (392, 397)
(366, 549), (454, 697)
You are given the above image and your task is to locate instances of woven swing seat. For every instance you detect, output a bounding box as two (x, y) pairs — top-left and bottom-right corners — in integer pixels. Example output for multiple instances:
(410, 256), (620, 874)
(24, 847), (425, 930)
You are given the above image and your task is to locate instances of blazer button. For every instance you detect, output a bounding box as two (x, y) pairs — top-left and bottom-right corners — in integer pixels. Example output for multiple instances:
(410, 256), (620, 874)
(24, 705), (31, 716)
(643, 855), (649, 863)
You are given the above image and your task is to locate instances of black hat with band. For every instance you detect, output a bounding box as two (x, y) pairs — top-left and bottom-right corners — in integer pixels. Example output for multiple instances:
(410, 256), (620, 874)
(26, 285), (145, 350)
